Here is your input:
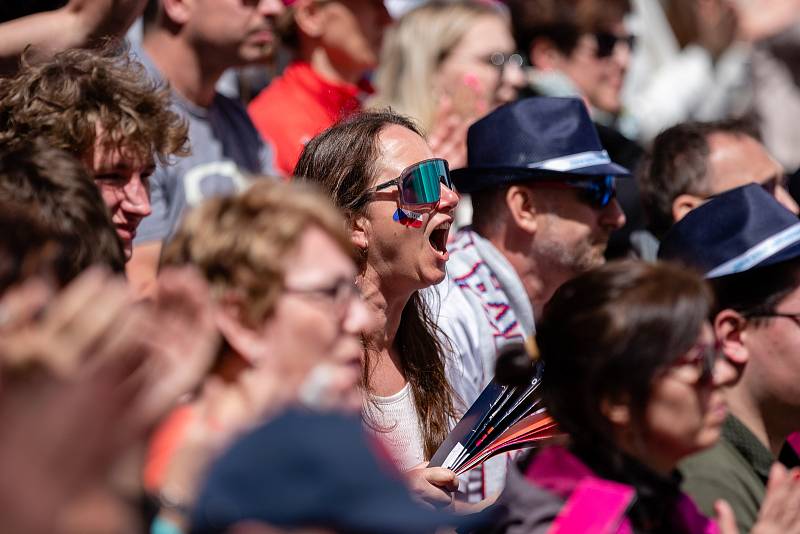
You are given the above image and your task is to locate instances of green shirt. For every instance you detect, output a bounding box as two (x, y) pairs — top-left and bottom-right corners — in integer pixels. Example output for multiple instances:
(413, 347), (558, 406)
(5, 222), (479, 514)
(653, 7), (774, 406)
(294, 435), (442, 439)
(679, 415), (773, 533)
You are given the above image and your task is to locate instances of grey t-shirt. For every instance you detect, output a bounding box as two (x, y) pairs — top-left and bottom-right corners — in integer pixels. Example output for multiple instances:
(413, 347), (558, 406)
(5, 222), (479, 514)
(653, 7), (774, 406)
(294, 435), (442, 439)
(132, 47), (275, 244)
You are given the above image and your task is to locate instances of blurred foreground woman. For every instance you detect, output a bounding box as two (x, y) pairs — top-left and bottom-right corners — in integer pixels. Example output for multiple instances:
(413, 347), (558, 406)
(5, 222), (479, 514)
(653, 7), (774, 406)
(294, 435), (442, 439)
(490, 260), (800, 534)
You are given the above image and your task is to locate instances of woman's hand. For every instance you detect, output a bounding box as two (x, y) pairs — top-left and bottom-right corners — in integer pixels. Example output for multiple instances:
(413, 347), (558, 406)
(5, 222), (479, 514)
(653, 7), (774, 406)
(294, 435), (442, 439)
(747, 463), (800, 534)
(715, 499), (739, 534)
(405, 462), (458, 509)
(427, 96), (470, 170)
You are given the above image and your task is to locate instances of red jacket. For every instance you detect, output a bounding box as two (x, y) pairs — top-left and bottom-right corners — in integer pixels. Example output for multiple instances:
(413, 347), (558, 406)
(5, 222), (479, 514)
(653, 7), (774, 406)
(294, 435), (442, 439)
(248, 61), (370, 176)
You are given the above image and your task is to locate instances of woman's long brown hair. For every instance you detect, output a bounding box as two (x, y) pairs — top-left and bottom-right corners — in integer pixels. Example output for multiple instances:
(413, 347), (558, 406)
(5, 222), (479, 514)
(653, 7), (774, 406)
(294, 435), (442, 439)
(294, 109), (457, 459)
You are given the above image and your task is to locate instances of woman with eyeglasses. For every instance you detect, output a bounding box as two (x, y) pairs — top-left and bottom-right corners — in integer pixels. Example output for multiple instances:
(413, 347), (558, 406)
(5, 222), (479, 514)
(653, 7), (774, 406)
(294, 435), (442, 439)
(371, 0), (525, 171)
(294, 110), (462, 508)
(488, 260), (791, 533)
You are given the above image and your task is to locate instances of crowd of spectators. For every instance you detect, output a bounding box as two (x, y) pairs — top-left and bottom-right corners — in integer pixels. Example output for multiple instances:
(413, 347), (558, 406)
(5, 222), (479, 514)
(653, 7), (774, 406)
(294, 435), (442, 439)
(2, 0), (800, 533)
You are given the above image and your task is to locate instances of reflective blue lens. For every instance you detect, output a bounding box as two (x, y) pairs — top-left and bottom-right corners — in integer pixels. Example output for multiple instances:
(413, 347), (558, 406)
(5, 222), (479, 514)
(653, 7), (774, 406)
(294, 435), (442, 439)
(399, 159), (452, 206)
(566, 175), (616, 208)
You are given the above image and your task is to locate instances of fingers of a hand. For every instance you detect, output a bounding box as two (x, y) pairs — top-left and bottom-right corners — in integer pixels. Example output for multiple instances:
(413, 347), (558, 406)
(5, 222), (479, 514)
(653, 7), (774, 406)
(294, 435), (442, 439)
(0, 277), (52, 331)
(433, 94), (454, 125)
(88, 301), (152, 368)
(760, 463), (792, 522)
(423, 467), (458, 490)
(40, 266), (112, 333)
(56, 279), (134, 372)
(714, 499), (739, 534)
(154, 266), (211, 321)
(766, 462), (789, 493)
(408, 474), (453, 508)
(782, 469), (800, 527)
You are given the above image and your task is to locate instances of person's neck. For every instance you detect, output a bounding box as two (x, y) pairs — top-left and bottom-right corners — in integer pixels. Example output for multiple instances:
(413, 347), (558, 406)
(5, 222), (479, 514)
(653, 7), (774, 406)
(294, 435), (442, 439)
(727, 381), (794, 457)
(610, 433), (678, 478)
(481, 225), (555, 320)
(142, 30), (226, 108)
(302, 46), (365, 86)
(357, 265), (415, 396)
(631, 451), (677, 478)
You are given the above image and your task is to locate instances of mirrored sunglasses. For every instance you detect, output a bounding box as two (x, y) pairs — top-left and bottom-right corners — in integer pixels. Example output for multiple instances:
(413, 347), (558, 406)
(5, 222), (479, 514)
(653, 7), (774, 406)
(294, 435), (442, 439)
(369, 158), (454, 207)
(528, 175), (617, 209)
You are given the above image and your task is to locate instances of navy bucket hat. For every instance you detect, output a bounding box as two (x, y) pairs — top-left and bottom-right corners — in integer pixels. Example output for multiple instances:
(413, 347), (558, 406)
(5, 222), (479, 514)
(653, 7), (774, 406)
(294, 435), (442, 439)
(451, 96), (631, 194)
(659, 183), (800, 278)
(190, 409), (489, 534)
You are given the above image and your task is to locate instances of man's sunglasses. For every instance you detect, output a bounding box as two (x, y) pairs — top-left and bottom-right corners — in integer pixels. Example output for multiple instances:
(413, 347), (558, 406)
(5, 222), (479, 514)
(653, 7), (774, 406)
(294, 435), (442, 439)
(595, 32), (636, 58)
(365, 158), (454, 207)
(527, 175), (617, 209)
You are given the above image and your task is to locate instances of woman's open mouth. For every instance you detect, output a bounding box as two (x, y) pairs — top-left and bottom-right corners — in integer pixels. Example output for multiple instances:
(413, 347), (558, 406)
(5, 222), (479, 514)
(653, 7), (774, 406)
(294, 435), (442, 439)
(428, 221), (451, 258)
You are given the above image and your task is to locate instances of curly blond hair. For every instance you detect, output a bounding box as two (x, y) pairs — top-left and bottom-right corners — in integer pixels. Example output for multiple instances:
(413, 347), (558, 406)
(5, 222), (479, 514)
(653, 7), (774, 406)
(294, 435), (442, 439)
(0, 41), (189, 166)
(161, 179), (354, 327)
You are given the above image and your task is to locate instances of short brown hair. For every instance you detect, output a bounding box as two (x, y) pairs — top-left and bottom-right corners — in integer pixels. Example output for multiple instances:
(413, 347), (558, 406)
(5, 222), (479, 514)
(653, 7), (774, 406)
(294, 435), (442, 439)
(161, 179), (353, 327)
(0, 41), (189, 167)
(0, 140), (125, 275)
(638, 118), (759, 238)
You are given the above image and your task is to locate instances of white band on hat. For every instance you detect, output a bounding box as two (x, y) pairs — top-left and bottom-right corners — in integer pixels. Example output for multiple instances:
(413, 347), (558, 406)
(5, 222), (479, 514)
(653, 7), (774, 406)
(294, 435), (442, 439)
(707, 222), (800, 278)
(526, 150), (611, 173)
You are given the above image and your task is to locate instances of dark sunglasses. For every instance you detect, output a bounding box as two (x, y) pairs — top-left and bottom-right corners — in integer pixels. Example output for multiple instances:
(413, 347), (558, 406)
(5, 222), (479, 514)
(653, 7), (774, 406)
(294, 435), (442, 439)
(527, 175), (617, 209)
(594, 32), (636, 58)
(366, 158), (454, 207)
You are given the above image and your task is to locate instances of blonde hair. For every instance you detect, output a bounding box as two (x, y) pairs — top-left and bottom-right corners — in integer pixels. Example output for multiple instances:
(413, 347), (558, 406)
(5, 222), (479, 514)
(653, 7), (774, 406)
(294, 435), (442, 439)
(370, 0), (506, 133)
(162, 179), (354, 327)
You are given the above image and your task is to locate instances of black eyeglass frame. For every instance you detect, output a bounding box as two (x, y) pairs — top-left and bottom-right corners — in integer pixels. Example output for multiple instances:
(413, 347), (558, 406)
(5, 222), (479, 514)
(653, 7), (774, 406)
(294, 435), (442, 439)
(743, 311), (800, 327)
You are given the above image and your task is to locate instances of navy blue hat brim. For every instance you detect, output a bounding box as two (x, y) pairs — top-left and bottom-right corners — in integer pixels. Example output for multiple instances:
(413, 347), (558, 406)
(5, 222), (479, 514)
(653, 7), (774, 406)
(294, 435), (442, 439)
(742, 240), (800, 274)
(451, 162), (631, 194)
(657, 183), (800, 278)
(335, 501), (493, 534)
(702, 238), (800, 280)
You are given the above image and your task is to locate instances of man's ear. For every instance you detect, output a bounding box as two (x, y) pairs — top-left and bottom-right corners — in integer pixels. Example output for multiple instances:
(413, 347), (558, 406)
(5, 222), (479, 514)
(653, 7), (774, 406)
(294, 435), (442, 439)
(293, 0), (326, 39)
(213, 293), (268, 365)
(506, 185), (538, 235)
(161, 0), (193, 25)
(529, 37), (564, 71)
(672, 193), (704, 223)
(714, 309), (750, 367)
(349, 213), (370, 253)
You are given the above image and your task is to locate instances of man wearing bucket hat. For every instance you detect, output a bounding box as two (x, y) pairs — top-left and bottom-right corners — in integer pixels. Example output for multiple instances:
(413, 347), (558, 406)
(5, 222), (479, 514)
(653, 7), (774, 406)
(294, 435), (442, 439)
(660, 183), (800, 533)
(636, 119), (799, 260)
(432, 96), (628, 500)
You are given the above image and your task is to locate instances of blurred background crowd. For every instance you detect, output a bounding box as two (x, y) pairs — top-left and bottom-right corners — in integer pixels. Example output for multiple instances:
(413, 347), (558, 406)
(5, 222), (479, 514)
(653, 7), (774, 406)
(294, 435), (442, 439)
(2, 0), (800, 533)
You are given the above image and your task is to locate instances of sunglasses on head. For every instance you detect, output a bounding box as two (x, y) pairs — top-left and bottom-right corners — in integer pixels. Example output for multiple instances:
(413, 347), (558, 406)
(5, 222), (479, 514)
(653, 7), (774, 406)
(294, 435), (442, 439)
(594, 32), (636, 58)
(366, 158), (454, 207)
(528, 175), (617, 209)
